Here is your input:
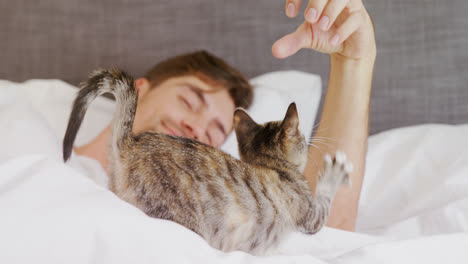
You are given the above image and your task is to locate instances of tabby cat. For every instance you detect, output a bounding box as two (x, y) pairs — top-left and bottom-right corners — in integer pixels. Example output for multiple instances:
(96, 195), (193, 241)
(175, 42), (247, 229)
(63, 69), (352, 255)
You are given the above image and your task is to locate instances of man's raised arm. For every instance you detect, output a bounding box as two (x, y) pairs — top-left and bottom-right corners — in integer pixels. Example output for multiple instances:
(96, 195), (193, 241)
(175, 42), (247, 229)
(273, 0), (376, 231)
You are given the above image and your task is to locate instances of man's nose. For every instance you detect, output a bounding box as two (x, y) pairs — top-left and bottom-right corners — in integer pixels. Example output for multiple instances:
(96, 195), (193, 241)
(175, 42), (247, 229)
(181, 120), (203, 141)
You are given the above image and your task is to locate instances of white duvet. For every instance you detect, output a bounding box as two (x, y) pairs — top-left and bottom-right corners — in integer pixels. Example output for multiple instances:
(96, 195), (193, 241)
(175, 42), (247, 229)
(0, 79), (467, 263)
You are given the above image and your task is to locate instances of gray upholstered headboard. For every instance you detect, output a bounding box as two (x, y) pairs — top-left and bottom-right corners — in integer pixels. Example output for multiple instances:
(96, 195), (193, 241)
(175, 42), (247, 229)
(1, 0), (467, 134)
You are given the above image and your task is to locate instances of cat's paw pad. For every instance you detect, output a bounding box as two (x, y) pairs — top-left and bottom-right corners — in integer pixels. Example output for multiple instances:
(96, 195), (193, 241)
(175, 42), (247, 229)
(334, 151), (352, 186)
(322, 151), (353, 187)
(323, 153), (333, 169)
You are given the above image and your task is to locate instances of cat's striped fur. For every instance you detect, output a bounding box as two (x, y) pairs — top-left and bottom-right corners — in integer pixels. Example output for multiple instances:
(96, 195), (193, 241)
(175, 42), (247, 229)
(63, 68), (352, 255)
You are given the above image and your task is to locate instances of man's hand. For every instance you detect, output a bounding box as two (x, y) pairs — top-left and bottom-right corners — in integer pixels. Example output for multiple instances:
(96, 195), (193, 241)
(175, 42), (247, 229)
(272, 0), (375, 60)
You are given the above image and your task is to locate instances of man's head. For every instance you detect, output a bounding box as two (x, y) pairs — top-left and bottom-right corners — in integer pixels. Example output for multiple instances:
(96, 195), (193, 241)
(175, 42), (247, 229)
(132, 50), (254, 148)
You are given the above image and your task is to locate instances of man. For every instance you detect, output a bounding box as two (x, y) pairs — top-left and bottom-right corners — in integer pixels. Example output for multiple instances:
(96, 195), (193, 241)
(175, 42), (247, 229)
(76, 0), (376, 232)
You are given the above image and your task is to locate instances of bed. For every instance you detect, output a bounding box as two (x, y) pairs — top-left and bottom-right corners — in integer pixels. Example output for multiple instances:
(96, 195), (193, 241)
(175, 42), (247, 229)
(1, 0), (468, 263)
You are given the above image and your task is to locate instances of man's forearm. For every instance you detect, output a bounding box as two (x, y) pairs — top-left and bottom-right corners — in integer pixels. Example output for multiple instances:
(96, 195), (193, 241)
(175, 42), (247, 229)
(304, 53), (376, 231)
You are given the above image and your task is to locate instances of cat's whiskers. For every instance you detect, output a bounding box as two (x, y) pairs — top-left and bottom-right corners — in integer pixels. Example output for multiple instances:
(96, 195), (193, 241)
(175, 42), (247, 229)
(308, 138), (334, 147)
(310, 136), (337, 142)
(309, 122), (330, 135)
(306, 142), (325, 153)
(310, 122), (322, 132)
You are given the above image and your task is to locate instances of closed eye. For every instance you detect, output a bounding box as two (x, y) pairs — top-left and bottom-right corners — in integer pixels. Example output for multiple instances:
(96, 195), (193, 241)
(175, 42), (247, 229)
(180, 87), (203, 111)
(179, 96), (192, 110)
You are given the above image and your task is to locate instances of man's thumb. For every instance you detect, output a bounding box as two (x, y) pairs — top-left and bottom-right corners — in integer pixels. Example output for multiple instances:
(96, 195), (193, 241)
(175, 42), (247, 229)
(272, 23), (310, 59)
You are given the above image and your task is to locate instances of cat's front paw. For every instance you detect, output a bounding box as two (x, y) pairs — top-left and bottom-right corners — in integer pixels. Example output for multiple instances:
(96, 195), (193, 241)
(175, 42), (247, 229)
(320, 151), (353, 188)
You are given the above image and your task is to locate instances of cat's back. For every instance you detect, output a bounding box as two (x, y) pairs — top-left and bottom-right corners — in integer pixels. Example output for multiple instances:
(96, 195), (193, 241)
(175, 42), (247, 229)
(128, 132), (235, 166)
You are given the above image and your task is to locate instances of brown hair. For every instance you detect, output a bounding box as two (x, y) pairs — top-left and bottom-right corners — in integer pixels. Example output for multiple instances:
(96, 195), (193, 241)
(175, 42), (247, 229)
(143, 50), (253, 109)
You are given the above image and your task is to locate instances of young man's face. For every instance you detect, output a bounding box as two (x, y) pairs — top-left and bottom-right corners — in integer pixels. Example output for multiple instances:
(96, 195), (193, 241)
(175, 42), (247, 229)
(133, 75), (236, 148)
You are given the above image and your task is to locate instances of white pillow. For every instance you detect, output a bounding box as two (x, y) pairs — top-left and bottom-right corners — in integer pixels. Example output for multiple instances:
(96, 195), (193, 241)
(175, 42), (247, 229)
(0, 79), (115, 147)
(0, 70), (321, 159)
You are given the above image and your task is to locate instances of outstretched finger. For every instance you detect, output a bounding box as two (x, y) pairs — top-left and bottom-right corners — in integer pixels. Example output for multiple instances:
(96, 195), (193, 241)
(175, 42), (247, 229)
(329, 11), (362, 47)
(272, 23), (311, 59)
(304, 0), (328, 24)
(319, 0), (350, 31)
(285, 0), (303, 18)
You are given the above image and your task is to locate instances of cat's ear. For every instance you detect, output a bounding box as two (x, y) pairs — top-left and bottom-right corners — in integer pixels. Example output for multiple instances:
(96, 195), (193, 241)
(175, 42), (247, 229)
(233, 108), (258, 136)
(282, 103), (300, 136)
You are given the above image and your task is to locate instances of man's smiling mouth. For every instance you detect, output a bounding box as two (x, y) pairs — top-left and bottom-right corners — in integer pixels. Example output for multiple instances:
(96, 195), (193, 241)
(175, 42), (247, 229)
(161, 121), (181, 137)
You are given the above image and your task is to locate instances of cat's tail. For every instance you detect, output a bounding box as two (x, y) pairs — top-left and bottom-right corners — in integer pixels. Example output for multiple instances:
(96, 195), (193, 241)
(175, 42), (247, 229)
(63, 68), (136, 162)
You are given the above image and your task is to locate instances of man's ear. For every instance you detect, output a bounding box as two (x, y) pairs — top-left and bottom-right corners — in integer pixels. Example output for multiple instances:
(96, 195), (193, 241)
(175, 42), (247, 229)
(134, 78), (151, 99)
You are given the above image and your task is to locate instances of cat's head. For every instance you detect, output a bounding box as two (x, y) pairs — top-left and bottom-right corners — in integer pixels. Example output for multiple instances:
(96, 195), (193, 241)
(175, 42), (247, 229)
(233, 103), (308, 172)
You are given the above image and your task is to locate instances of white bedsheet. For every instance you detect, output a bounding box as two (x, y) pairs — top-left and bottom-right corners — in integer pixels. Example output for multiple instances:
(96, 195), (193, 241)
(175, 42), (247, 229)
(1, 80), (467, 263)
